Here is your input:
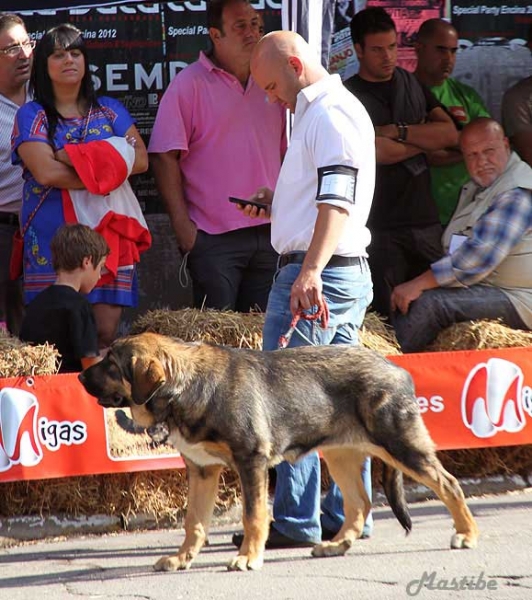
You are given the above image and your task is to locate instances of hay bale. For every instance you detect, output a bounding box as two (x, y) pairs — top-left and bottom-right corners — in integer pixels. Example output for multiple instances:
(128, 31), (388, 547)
(0, 330), (59, 378)
(0, 469), (240, 523)
(130, 308), (400, 355)
(427, 320), (532, 352)
(131, 308), (264, 349)
(359, 311), (401, 355)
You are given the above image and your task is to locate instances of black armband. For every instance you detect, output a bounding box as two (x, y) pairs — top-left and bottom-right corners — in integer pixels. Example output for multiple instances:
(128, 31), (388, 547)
(316, 165), (358, 205)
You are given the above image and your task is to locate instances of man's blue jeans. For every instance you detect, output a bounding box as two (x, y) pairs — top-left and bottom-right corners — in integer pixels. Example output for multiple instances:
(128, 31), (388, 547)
(263, 258), (373, 544)
(394, 285), (527, 353)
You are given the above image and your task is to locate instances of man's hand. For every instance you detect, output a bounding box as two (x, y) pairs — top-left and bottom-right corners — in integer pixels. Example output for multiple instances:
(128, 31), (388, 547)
(234, 186), (274, 219)
(175, 219), (198, 254)
(290, 267), (323, 315)
(375, 124), (399, 140)
(391, 270), (439, 315)
(391, 280), (424, 315)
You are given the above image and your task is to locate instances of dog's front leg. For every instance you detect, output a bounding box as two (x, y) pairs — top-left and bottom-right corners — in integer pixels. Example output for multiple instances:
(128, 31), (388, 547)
(154, 460), (222, 572)
(228, 457), (269, 571)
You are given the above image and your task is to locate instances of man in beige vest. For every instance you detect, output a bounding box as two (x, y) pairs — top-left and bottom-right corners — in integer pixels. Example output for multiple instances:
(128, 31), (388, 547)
(391, 117), (532, 352)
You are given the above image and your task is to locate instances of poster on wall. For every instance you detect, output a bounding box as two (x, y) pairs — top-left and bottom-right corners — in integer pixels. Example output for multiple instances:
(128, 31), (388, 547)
(328, 0), (445, 79)
(451, 0), (532, 120)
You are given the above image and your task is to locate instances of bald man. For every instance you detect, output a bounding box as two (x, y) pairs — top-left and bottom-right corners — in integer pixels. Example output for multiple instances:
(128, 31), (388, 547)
(392, 117), (532, 352)
(233, 31), (375, 551)
(415, 18), (490, 225)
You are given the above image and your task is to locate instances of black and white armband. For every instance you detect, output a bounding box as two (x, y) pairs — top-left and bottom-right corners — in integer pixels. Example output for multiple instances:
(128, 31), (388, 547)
(316, 165), (358, 205)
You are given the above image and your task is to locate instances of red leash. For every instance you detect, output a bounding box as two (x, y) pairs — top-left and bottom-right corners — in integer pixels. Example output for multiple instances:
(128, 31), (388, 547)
(278, 300), (330, 349)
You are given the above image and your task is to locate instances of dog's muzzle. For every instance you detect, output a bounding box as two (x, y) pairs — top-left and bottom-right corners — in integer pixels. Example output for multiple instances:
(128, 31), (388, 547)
(78, 372), (128, 408)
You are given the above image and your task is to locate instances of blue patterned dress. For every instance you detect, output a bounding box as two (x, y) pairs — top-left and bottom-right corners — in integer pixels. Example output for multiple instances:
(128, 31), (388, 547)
(12, 96), (138, 306)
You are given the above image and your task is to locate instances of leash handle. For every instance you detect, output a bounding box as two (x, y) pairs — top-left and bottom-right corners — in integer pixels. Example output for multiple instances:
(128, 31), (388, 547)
(278, 300), (329, 349)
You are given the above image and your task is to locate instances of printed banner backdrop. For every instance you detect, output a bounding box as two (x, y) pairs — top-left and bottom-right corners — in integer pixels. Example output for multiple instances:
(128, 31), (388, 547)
(451, 0), (532, 121)
(328, 0), (445, 80)
(1, 347), (532, 483)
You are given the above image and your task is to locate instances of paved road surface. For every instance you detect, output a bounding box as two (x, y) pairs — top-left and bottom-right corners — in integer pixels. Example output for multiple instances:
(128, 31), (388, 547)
(1, 489), (531, 600)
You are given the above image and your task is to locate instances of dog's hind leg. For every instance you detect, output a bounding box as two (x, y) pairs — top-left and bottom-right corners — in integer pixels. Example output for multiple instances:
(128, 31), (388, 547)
(374, 445), (479, 550)
(228, 457), (270, 571)
(312, 448), (368, 558)
(154, 460), (222, 572)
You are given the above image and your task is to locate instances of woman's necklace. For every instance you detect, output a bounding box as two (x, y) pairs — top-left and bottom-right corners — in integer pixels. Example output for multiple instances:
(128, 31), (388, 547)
(80, 105), (92, 141)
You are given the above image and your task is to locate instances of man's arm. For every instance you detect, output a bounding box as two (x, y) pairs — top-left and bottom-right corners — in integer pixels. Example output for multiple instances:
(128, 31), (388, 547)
(290, 204), (349, 314)
(149, 150), (197, 253)
(375, 138), (424, 165)
(428, 92), (490, 167)
(426, 147), (464, 167)
(377, 106), (459, 153)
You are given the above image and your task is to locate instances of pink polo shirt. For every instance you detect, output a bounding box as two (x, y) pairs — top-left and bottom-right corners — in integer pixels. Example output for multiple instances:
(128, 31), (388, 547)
(148, 52), (286, 234)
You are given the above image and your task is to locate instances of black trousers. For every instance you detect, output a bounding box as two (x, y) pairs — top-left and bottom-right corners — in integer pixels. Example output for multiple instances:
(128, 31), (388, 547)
(367, 223), (444, 320)
(186, 224), (278, 313)
(0, 221), (24, 336)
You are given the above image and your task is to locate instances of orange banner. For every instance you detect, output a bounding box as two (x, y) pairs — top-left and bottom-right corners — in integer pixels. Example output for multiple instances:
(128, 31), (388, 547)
(1, 347), (531, 482)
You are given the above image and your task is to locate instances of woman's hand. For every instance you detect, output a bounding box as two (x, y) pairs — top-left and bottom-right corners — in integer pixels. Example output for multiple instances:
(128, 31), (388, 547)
(124, 125), (148, 175)
(54, 148), (72, 166)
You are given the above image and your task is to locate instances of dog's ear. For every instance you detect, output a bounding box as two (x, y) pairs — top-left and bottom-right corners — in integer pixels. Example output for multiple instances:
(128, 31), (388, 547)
(130, 356), (166, 405)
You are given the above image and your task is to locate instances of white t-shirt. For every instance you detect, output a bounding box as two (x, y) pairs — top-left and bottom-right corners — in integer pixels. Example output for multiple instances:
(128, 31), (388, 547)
(271, 74), (375, 257)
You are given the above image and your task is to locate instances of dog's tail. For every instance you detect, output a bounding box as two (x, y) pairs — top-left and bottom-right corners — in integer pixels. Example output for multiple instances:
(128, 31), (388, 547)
(381, 464), (412, 534)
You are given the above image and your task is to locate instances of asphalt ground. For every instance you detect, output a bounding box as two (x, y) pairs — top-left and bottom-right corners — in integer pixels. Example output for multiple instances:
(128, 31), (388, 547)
(1, 488), (531, 600)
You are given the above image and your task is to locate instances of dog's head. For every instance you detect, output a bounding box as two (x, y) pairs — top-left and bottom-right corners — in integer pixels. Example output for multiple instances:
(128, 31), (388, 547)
(79, 333), (169, 427)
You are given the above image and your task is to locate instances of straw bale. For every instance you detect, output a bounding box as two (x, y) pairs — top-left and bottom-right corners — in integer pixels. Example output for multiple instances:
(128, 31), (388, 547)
(427, 320), (532, 352)
(359, 311), (401, 355)
(0, 469), (240, 522)
(130, 308), (400, 355)
(438, 446), (532, 481)
(0, 340), (59, 378)
(131, 308), (264, 349)
(0, 329), (23, 350)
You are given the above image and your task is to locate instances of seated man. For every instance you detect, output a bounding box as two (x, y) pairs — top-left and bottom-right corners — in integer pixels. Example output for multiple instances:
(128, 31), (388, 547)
(391, 118), (532, 352)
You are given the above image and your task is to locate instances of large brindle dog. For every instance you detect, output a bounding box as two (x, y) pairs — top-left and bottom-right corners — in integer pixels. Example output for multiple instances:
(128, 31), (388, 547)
(79, 332), (479, 572)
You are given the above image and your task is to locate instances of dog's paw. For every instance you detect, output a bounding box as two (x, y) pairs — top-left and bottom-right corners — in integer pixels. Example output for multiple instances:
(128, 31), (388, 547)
(154, 554), (193, 572)
(227, 553), (264, 571)
(311, 540), (352, 558)
(450, 532), (478, 549)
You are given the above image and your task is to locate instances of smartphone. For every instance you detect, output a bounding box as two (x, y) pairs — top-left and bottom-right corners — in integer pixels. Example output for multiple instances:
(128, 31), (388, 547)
(228, 196), (269, 210)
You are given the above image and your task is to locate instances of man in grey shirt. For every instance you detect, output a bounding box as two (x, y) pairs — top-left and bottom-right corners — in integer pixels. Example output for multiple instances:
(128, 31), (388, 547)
(0, 13), (34, 335)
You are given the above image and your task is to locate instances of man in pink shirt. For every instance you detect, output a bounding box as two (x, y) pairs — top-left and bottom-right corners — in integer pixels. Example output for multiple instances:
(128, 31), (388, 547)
(148, 0), (286, 311)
